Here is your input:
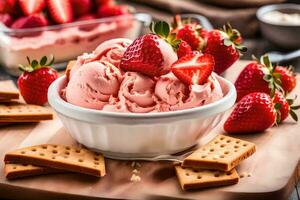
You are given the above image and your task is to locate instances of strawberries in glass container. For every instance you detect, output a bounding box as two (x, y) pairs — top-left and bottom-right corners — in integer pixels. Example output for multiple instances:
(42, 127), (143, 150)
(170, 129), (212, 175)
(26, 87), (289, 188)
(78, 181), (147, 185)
(0, 0), (132, 29)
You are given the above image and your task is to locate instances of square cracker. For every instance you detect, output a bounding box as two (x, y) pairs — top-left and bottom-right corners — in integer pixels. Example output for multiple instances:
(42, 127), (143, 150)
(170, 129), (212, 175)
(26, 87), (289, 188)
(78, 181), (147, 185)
(0, 102), (53, 122)
(0, 80), (19, 100)
(183, 135), (256, 171)
(5, 144), (106, 177)
(175, 165), (239, 190)
(4, 164), (63, 180)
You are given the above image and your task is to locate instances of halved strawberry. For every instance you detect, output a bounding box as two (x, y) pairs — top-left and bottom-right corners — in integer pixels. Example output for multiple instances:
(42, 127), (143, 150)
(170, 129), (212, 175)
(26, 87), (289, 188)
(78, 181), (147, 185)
(19, 0), (46, 16)
(46, 0), (73, 24)
(171, 52), (214, 85)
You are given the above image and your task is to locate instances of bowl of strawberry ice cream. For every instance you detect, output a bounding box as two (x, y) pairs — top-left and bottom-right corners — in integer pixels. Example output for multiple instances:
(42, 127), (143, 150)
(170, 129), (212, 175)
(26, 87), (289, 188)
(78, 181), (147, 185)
(49, 29), (236, 158)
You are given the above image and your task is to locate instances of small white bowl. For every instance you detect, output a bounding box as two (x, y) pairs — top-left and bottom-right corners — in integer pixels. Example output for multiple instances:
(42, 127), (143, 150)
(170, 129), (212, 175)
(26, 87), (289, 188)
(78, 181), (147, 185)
(48, 75), (236, 159)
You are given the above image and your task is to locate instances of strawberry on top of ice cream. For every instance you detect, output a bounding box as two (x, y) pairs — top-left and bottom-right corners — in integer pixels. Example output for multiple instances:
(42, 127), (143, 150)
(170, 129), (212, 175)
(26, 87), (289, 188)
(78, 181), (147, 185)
(63, 20), (227, 113)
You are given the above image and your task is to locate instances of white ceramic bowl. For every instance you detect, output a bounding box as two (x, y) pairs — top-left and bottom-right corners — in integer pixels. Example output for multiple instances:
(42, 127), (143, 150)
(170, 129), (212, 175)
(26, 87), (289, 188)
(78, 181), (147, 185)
(48, 75), (236, 159)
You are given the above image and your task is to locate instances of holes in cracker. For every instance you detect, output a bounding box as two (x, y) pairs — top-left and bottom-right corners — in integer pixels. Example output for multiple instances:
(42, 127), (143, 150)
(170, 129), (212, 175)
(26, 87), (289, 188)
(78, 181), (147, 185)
(52, 150), (58, 154)
(13, 166), (17, 169)
(78, 159), (83, 162)
(234, 145), (239, 149)
(65, 146), (71, 150)
(42, 146), (47, 149)
(201, 155), (207, 158)
(197, 175), (202, 179)
(243, 144), (248, 147)
(214, 141), (219, 144)
(193, 169), (199, 173)
(75, 149), (81, 153)
(220, 137), (225, 140)
(40, 153), (45, 156)
(226, 172), (232, 176)
(52, 156), (56, 159)
(220, 144), (226, 148)
(236, 140), (240, 144)
(214, 173), (220, 177)
(31, 148), (37, 152)
(226, 139), (231, 143)
(21, 151), (26, 154)
(65, 151), (70, 155)
(220, 155), (225, 158)
(185, 172), (190, 176)
(224, 151), (230, 154)
(94, 157), (99, 161)
(94, 162), (99, 165)
(53, 145), (58, 148)
(209, 148), (214, 152)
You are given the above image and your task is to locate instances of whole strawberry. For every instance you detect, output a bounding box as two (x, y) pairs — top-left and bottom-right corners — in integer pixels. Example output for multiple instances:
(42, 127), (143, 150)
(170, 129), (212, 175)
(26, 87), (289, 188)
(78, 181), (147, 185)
(18, 56), (58, 105)
(273, 91), (300, 123)
(0, 13), (13, 27)
(224, 92), (276, 134)
(274, 66), (296, 93)
(177, 40), (192, 58)
(235, 55), (283, 102)
(172, 15), (205, 51)
(204, 23), (246, 75)
(11, 14), (48, 29)
(120, 21), (178, 77)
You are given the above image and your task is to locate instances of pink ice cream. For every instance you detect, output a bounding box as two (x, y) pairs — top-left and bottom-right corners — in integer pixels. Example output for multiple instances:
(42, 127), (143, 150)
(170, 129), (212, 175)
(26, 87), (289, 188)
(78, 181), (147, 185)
(103, 72), (156, 113)
(70, 38), (132, 79)
(63, 38), (224, 113)
(65, 61), (122, 109)
(155, 72), (223, 111)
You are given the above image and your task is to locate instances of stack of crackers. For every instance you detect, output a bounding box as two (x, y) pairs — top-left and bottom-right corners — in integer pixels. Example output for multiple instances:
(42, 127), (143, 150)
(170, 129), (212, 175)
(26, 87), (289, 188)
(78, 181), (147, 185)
(4, 144), (106, 179)
(0, 80), (53, 124)
(175, 135), (256, 190)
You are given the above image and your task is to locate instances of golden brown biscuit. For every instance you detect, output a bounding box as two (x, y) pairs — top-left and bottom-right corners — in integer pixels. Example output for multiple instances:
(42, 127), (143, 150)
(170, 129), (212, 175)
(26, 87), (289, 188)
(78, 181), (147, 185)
(183, 135), (256, 171)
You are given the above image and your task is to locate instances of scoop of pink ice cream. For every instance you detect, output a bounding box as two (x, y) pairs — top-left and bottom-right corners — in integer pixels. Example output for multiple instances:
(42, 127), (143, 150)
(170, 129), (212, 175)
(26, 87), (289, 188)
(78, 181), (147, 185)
(66, 61), (123, 110)
(155, 72), (223, 111)
(70, 38), (132, 79)
(155, 73), (189, 106)
(103, 72), (156, 113)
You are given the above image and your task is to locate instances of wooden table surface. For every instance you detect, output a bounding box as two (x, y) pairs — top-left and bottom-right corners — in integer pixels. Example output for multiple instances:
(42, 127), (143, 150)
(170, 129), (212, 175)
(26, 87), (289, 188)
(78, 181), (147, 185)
(0, 61), (299, 200)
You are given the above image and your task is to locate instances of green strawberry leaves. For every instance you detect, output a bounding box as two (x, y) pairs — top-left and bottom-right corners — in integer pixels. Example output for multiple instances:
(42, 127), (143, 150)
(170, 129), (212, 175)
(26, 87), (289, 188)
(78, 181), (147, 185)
(286, 97), (300, 122)
(150, 20), (181, 50)
(221, 23), (247, 53)
(19, 55), (55, 73)
(150, 21), (170, 38)
(257, 54), (284, 97)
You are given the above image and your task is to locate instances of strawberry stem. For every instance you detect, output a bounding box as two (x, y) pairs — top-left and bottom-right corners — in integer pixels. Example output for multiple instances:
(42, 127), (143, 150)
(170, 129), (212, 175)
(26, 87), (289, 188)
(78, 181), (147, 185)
(18, 55), (55, 73)
(150, 20), (181, 50)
